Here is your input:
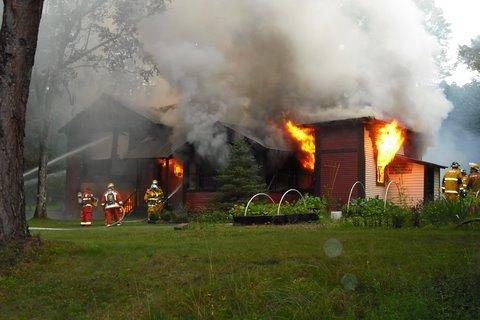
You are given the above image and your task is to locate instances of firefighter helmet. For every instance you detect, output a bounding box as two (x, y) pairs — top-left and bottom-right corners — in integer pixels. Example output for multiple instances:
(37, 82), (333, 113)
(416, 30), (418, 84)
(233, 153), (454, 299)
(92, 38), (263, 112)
(470, 163), (480, 172)
(451, 162), (460, 169)
(107, 182), (114, 189)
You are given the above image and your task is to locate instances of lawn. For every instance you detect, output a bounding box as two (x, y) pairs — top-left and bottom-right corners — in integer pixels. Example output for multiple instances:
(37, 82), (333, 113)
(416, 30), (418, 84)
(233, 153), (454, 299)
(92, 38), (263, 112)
(1, 220), (480, 319)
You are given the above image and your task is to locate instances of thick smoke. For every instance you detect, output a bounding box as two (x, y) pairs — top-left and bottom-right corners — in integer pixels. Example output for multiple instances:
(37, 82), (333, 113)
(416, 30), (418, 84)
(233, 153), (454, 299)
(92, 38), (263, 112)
(139, 0), (451, 161)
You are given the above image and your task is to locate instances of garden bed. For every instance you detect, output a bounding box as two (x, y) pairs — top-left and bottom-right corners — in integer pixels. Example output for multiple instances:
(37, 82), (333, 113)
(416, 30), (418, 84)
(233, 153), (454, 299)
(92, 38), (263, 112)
(233, 213), (318, 225)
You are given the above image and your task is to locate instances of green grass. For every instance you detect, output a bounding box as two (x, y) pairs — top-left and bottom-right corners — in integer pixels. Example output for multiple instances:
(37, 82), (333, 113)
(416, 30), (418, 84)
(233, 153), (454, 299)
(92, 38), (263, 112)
(1, 220), (480, 319)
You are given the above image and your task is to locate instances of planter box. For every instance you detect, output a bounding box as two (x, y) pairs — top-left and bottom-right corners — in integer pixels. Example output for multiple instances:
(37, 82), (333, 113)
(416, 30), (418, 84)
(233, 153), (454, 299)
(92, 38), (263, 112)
(233, 213), (318, 225)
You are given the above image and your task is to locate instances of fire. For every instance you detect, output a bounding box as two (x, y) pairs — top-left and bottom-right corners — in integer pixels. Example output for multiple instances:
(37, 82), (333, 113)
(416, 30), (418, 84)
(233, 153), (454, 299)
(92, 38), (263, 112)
(157, 159), (167, 167)
(285, 120), (315, 171)
(171, 159), (184, 177)
(375, 120), (405, 183)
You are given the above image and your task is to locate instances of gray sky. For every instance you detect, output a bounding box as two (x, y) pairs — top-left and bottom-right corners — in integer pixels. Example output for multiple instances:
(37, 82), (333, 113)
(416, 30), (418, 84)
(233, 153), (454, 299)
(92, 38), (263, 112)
(435, 0), (480, 84)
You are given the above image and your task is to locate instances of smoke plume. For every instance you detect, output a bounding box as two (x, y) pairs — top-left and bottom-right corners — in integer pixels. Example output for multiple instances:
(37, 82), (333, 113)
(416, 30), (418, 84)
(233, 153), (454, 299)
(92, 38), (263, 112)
(138, 0), (451, 160)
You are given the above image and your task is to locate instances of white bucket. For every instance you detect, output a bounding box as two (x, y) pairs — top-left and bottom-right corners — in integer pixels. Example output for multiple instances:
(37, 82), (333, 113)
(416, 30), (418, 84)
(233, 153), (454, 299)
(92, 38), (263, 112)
(331, 211), (342, 220)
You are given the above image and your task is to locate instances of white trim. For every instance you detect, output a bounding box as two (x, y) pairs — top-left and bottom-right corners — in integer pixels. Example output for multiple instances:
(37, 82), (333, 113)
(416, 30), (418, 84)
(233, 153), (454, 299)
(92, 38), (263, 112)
(445, 190), (458, 194)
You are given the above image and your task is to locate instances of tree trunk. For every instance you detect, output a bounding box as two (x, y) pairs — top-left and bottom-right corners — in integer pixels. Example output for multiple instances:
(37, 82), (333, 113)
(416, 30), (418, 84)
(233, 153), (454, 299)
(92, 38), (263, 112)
(33, 87), (53, 219)
(0, 0), (45, 242)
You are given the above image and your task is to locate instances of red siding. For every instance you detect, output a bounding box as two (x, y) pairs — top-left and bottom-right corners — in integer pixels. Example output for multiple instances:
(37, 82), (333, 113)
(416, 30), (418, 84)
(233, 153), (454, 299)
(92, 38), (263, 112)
(186, 192), (216, 212)
(320, 127), (359, 150)
(268, 192), (300, 203)
(319, 152), (359, 203)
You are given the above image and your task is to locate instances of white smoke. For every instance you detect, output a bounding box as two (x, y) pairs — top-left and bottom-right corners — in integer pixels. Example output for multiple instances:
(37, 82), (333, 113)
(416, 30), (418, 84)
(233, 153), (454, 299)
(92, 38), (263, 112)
(139, 0), (451, 160)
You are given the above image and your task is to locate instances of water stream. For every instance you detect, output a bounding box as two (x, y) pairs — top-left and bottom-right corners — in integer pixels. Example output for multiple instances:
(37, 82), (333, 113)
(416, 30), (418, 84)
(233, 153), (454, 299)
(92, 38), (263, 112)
(23, 136), (110, 178)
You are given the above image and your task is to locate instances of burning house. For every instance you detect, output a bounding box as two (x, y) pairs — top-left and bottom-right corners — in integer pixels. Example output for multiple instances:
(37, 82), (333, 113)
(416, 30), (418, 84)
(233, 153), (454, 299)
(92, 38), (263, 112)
(60, 95), (444, 216)
(301, 118), (445, 206)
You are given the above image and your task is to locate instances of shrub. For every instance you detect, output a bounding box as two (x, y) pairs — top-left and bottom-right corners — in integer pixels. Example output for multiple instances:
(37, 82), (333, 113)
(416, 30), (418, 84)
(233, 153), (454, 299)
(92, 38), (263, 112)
(343, 197), (413, 228)
(162, 206), (190, 224)
(232, 195), (328, 218)
(216, 139), (266, 209)
(419, 196), (477, 226)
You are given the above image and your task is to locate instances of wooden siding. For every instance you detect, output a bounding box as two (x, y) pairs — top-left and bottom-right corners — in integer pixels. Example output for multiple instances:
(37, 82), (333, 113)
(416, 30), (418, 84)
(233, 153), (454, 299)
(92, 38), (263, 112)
(320, 127), (359, 150)
(434, 168), (441, 200)
(364, 128), (386, 199)
(319, 152), (359, 203)
(388, 162), (425, 206)
(186, 192), (216, 212)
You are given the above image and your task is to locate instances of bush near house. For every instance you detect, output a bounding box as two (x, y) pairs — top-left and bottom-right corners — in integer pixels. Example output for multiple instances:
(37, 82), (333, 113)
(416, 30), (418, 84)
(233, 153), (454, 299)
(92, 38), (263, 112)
(419, 196), (478, 226)
(344, 196), (480, 228)
(215, 139), (266, 209)
(231, 194), (328, 218)
(343, 197), (412, 228)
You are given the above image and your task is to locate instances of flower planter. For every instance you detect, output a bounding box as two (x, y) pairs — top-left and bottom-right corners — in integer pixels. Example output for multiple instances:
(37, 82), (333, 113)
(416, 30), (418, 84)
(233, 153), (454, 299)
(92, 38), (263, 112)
(233, 213), (318, 225)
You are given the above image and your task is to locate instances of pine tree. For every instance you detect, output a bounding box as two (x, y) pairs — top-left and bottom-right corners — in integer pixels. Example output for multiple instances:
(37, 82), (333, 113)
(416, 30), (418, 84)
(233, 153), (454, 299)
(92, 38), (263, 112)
(216, 139), (266, 208)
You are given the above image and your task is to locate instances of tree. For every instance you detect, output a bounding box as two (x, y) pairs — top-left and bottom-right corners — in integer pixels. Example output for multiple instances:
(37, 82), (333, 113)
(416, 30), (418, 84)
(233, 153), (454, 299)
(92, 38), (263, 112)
(414, 0), (452, 79)
(0, 0), (45, 242)
(216, 139), (266, 208)
(459, 37), (480, 74)
(30, 0), (167, 218)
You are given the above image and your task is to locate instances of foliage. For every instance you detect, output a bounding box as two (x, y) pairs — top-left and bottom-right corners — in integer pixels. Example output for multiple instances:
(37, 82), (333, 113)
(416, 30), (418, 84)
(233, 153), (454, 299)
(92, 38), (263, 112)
(459, 37), (480, 74)
(344, 196), (480, 228)
(343, 197), (413, 228)
(232, 195), (328, 218)
(161, 206), (190, 224)
(413, 0), (452, 78)
(4, 222), (480, 319)
(216, 139), (266, 209)
(419, 196), (477, 226)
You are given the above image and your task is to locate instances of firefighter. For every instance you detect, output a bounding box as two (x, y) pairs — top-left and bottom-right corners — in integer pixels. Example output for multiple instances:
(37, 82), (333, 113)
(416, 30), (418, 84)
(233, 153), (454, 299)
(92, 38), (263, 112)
(467, 163), (480, 195)
(461, 170), (468, 198)
(101, 182), (124, 227)
(442, 162), (464, 201)
(77, 187), (98, 226)
(144, 179), (164, 223)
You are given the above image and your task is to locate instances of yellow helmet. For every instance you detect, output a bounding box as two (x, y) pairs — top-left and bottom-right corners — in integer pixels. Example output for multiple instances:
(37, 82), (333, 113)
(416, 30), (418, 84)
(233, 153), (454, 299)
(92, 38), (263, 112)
(470, 163), (479, 171)
(152, 179), (158, 185)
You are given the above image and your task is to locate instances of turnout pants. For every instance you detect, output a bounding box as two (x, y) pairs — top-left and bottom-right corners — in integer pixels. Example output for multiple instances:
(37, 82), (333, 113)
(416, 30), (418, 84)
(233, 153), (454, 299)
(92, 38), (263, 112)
(105, 207), (123, 225)
(81, 206), (93, 226)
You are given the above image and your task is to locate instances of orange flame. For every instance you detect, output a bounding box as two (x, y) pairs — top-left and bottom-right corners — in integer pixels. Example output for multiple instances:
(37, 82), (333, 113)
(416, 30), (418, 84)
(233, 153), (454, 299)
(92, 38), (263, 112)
(375, 120), (405, 183)
(171, 159), (184, 177)
(285, 120), (315, 171)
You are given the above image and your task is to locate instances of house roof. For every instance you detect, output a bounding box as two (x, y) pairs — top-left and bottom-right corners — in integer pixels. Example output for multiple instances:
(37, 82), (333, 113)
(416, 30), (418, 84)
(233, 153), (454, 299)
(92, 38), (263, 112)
(394, 154), (447, 169)
(125, 136), (176, 159)
(221, 122), (292, 152)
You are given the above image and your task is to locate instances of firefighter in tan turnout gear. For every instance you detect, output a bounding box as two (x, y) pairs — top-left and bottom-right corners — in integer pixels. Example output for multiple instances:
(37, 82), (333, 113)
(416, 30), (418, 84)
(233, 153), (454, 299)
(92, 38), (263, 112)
(144, 179), (164, 223)
(442, 162), (464, 201)
(467, 163), (480, 195)
(461, 170), (468, 198)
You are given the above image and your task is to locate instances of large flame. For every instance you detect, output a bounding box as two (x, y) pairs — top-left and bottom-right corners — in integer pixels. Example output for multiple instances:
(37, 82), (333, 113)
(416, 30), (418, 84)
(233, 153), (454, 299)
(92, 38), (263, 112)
(375, 120), (405, 183)
(285, 120), (315, 171)
(171, 159), (184, 177)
